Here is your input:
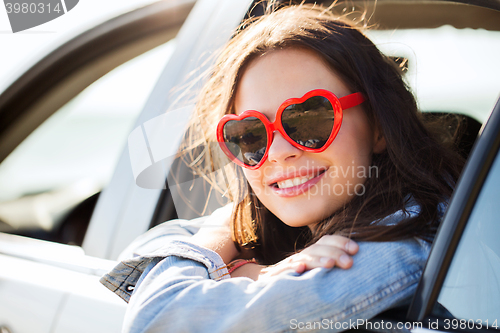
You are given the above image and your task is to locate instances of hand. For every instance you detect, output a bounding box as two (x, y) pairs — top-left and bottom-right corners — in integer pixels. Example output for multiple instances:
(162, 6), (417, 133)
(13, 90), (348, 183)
(257, 235), (359, 279)
(189, 204), (239, 264)
(299, 234), (359, 269)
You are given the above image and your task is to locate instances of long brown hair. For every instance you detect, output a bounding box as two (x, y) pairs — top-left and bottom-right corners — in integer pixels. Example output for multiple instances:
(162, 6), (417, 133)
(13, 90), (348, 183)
(180, 4), (464, 264)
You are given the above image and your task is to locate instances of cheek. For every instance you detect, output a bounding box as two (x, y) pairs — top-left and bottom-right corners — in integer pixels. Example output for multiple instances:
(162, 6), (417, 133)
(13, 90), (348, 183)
(336, 111), (374, 157)
(242, 167), (276, 201)
(242, 168), (264, 193)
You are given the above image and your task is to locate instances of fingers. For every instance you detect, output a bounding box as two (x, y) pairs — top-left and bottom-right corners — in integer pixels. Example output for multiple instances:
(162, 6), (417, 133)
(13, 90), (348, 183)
(300, 235), (359, 270)
(258, 235), (359, 280)
(260, 261), (306, 279)
(300, 246), (353, 269)
(315, 235), (359, 255)
(265, 246), (352, 276)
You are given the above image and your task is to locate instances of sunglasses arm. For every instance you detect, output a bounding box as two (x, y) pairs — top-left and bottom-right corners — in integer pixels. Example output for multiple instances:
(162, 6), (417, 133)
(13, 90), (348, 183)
(339, 92), (365, 110)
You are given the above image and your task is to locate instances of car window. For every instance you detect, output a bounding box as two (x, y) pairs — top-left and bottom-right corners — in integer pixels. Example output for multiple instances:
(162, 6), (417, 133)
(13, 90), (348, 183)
(366, 27), (500, 124)
(0, 40), (175, 244)
(162, 27), (500, 222)
(434, 146), (500, 324)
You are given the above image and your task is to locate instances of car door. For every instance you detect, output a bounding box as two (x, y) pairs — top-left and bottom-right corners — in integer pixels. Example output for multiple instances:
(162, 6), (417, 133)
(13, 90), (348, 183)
(405, 97), (500, 332)
(0, 1), (194, 332)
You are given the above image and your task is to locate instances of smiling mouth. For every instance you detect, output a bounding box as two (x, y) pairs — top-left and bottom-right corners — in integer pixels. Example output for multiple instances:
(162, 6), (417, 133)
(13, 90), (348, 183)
(271, 169), (327, 189)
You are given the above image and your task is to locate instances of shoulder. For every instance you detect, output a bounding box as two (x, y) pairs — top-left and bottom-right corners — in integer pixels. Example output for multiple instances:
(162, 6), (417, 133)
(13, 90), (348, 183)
(276, 238), (430, 325)
(351, 238), (430, 282)
(121, 238), (430, 332)
(308, 237), (430, 294)
(375, 195), (448, 227)
(101, 217), (209, 303)
(104, 238), (430, 332)
(118, 216), (208, 261)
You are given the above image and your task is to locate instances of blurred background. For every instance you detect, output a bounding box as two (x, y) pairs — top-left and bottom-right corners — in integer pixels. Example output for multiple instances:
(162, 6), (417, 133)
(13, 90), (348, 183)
(0, 0), (160, 92)
(0, 0), (178, 238)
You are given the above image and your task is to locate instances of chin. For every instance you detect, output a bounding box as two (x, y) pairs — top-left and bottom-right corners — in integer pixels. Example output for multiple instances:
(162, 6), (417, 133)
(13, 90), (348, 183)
(281, 218), (313, 229)
(272, 208), (324, 229)
(269, 197), (342, 229)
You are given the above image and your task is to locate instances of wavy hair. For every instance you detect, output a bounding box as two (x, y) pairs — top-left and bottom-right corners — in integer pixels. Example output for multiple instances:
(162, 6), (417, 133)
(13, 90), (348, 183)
(180, 4), (464, 264)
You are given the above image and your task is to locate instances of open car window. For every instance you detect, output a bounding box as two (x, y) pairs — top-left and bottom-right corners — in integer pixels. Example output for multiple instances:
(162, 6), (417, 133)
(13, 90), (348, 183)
(150, 5), (500, 228)
(0, 40), (175, 245)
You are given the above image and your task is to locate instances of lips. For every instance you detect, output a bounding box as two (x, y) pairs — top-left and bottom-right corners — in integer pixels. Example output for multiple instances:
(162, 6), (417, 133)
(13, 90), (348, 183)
(268, 168), (327, 197)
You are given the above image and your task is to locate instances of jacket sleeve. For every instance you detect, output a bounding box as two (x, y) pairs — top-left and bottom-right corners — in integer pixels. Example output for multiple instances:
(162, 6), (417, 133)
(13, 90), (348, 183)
(122, 238), (430, 333)
(117, 217), (206, 261)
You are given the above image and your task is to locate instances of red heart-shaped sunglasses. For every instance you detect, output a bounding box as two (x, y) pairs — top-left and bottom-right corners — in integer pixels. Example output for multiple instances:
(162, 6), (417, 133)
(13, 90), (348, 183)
(217, 89), (365, 169)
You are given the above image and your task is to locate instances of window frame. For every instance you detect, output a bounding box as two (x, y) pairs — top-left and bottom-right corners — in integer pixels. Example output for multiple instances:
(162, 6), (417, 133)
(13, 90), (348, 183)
(407, 98), (500, 323)
(83, 0), (254, 260)
(0, 0), (195, 164)
(0, 2), (197, 332)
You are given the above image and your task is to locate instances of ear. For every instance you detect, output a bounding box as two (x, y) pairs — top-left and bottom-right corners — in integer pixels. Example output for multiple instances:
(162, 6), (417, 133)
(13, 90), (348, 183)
(373, 129), (387, 154)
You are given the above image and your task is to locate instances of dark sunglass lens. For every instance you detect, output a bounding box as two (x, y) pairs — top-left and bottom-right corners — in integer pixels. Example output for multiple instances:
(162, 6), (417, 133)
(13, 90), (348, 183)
(281, 96), (334, 149)
(223, 117), (267, 166)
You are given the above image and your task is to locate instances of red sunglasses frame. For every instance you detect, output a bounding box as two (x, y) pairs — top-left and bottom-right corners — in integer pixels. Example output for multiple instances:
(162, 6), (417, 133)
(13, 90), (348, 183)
(216, 89), (365, 169)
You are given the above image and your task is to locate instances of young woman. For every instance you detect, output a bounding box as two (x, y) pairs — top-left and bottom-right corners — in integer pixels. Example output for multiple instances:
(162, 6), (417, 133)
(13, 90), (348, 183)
(101, 4), (463, 332)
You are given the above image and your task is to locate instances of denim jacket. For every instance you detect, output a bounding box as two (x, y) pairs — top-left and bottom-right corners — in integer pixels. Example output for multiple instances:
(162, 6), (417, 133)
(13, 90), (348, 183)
(100, 204), (433, 333)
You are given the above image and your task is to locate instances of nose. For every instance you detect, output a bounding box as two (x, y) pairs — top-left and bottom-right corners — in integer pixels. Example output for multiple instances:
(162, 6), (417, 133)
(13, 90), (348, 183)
(267, 132), (303, 164)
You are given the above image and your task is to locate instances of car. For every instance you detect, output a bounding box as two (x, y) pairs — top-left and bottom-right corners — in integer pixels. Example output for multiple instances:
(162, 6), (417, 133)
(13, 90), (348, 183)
(0, 0), (499, 332)
(0, 1), (195, 332)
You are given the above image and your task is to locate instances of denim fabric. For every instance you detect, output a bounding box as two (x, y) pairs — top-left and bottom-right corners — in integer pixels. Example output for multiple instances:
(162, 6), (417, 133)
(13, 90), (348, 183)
(100, 204), (434, 332)
(100, 218), (209, 302)
(117, 217), (207, 262)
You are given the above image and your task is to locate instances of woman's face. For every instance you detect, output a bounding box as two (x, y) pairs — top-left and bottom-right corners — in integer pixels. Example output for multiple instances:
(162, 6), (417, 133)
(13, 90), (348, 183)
(234, 48), (386, 229)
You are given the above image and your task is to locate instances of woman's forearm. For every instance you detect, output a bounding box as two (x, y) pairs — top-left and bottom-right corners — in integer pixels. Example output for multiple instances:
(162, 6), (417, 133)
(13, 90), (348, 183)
(121, 239), (430, 333)
(189, 231), (240, 264)
(187, 204), (240, 264)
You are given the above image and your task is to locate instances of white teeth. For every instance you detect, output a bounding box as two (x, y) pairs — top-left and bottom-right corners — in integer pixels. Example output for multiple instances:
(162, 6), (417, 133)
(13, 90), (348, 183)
(277, 175), (314, 189)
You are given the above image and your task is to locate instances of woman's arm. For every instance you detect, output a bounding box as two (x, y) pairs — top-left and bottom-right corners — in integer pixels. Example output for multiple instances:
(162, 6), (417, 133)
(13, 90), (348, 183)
(230, 235), (360, 280)
(188, 204), (240, 264)
(102, 206), (358, 302)
(187, 205), (359, 276)
(122, 238), (430, 333)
